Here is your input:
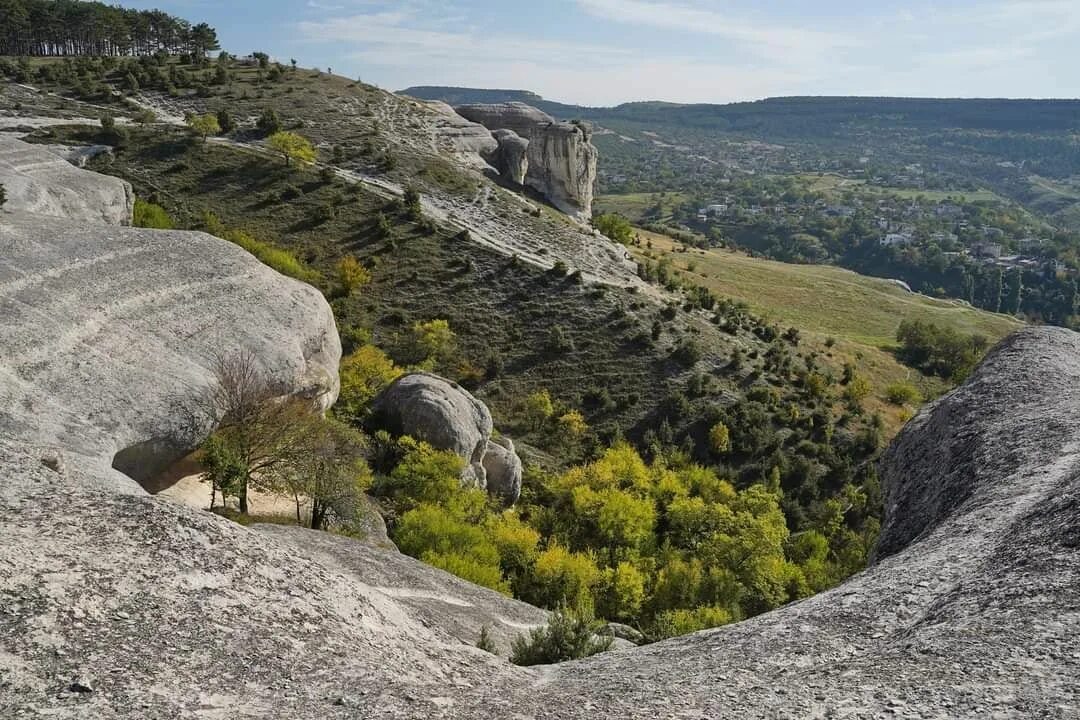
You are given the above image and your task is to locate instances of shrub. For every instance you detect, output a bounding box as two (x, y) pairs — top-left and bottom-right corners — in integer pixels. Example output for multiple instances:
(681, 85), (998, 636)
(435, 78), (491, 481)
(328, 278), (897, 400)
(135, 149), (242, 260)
(221, 229), (318, 284)
(132, 199), (173, 229)
(884, 382), (922, 406)
(592, 213), (634, 244)
(337, 256), (371, 295)
(509, 609), (612, 666)
(336, 345), (401, 423)
(653, 606), (732, 640)
(476, 625), (497, 654)
(256, 107), (281, 135)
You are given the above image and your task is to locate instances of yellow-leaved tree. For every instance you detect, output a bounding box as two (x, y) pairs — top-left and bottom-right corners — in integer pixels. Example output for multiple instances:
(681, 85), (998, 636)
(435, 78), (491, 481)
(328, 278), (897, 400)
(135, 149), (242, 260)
(268, 131), (316, 167)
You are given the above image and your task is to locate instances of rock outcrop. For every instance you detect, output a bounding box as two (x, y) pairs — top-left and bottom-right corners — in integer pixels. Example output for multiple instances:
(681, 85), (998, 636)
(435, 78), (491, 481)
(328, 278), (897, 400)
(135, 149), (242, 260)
(371, 373), (523, 502)
(0, 136), (133, 225)
(455, 102), (598, 220)
(483, 437), (523, 504)
(489, 128), (530, 185)
(421, 99), (499, 161)
(0, 156), (340, 488)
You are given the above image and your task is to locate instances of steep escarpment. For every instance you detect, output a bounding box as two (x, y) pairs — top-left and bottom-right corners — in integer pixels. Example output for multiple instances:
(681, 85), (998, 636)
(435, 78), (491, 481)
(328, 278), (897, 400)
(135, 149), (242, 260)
(455, 102), (599, 220)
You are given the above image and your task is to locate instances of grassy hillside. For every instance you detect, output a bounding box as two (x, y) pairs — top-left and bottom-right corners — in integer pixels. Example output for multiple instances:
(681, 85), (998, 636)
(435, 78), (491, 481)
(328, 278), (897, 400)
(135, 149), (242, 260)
(633, 228), (1022, 432)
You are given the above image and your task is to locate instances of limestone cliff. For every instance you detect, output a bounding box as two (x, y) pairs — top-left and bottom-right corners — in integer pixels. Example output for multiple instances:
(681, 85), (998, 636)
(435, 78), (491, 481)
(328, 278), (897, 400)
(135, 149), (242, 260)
(455, 102), (598, 220)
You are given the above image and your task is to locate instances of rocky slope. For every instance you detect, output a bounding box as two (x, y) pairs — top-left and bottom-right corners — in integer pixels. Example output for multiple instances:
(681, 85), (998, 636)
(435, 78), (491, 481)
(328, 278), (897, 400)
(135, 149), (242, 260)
(455, 102), (598, 220)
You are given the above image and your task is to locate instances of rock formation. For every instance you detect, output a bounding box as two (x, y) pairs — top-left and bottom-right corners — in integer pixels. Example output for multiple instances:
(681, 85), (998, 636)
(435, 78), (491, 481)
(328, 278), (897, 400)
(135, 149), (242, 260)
(0, 141), (340, 488)
(371, 373), (523, 503)
(0, 136), (133, 225)
(489, 128), (529, 185)
(455, 102), (598, 220)
(482, 437), (524, 504)
(421, 99), (499, 161)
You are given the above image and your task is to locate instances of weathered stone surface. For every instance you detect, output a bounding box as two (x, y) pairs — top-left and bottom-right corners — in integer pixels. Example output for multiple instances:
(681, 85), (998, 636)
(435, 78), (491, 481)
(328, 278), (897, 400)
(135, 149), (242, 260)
(483, 436), (523, 505)
(456, 102), (598, 220)
(260, 523), (548, 656)
(489, 128), (529, 185)
(421, 99), (499, 160)
(0, 210), (340, 488)
(0, 136), (133, 225)
(372, 372), (524, 498)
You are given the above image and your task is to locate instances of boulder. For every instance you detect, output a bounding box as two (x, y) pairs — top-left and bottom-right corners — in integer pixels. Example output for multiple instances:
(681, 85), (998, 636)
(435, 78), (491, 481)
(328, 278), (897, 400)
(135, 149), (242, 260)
(0, 135), (133, 225)
(372, 372), (494, 487)
(489, 128), (529, 185)
(0, 209), (340, 489)
(371, 373), (525, 501)
(482, 436), (523, 504)
(420, 99), (499, 160)
(455, 102), (598, 220)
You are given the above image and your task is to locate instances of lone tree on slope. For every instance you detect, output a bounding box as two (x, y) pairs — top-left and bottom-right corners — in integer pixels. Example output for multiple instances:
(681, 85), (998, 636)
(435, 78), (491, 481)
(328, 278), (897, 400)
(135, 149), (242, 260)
(268, 131), (316, 167)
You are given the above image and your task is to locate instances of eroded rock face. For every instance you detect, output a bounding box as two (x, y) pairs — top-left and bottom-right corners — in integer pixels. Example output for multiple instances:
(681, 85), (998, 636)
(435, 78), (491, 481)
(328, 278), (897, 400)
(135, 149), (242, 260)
(421, 99), (499, 161)
(455, 102), (598, 220)
(489, 128), (529, 185)
(0, 210), (340, 488)
(371, 373), (523, 501)
(0, 136), (133, 225)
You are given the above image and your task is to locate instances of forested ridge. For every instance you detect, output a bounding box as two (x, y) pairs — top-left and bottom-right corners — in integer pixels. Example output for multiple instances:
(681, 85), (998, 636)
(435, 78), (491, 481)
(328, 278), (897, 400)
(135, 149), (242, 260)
(0, 0), (218, 57)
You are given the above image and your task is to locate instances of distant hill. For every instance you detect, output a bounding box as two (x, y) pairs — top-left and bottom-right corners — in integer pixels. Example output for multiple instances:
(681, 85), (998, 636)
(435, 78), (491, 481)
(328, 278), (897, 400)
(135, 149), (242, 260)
(400, 86), (1080, 135)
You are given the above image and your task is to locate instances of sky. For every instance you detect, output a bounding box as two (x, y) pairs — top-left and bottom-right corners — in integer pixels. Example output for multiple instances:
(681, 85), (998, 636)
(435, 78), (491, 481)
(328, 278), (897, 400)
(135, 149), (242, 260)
(123, 0), (1079, 105)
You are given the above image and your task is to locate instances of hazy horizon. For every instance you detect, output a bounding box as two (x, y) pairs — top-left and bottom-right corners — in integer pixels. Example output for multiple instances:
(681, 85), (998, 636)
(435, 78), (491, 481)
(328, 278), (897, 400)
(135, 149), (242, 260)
(116, 0), (1079, 106)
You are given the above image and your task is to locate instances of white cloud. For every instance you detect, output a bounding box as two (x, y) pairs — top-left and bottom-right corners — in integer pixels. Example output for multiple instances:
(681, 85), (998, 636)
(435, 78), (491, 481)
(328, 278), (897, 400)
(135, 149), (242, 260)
(293, 0), (1080, 103)
(575, 0), (861, 60)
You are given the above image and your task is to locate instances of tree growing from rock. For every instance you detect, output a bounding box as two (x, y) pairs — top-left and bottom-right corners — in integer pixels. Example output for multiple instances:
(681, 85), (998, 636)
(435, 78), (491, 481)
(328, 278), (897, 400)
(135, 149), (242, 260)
(268, 131), (316, 167)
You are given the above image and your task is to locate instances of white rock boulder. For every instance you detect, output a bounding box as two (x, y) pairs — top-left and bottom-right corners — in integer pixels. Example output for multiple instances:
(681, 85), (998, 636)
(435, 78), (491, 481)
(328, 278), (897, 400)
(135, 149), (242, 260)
(0, 135), (134, 225)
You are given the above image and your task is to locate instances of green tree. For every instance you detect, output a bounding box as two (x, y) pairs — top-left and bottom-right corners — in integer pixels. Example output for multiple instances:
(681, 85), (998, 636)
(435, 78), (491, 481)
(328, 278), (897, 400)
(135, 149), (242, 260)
(191, 350), (317, 515)
(268, 131), (316, 167)
(216, 108), (235, 133)
(592, 213), (634, 244)
(186, 112), (220, 144)
(256, 108), (281, 135)
(408, 319), (456, 368)
(524, 389), (555, 430)
(335, 345), (402, 424)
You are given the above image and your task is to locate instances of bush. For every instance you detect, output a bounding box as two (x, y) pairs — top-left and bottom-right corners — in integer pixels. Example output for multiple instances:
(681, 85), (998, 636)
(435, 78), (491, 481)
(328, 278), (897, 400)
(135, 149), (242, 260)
(592, 213), (634, 244)
(509, 609), (613, 666)
(896, 319), (989, 382)
(132, 199), (173, 229)
(336, 345), (401, 423)
(653, 606), (732, 640)
(884, 382), (922, 406)
(221, 229), (319, 284)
